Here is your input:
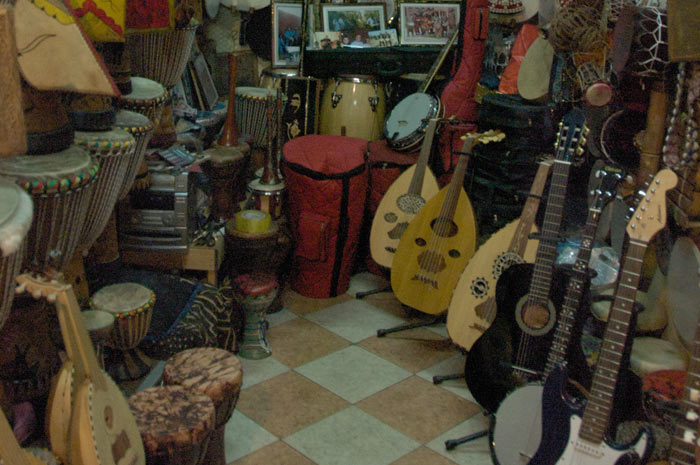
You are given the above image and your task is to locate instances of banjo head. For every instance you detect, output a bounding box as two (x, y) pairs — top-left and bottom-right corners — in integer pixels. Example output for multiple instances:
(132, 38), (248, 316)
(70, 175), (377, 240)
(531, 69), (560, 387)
(384, 93), (440, 149)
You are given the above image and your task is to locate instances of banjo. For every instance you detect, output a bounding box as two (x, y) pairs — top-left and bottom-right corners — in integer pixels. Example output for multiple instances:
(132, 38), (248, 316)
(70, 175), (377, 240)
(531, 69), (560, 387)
(383, 29), (458, 152)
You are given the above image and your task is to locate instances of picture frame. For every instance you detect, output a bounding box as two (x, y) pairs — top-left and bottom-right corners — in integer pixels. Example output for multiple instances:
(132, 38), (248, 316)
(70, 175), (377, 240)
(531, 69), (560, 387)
(398, 2), (460, 45)
(272, 1), (316, 68)
(321, 3), (386, 48)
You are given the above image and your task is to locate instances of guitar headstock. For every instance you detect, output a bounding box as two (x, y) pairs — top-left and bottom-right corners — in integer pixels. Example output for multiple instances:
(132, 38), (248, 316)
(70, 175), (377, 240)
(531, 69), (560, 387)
(15, 273), (71, 308)
(590, 165), (625, 212)
(460, 130), (506, 153)
(554, 108), (588, 163)
(626, 169), (678, 242)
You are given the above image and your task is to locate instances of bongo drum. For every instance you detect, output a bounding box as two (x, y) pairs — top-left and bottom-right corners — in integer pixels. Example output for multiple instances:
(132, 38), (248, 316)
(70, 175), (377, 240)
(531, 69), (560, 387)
(126, 24), (198, 88)
(0, 177), (32, 331)
(116, 76), (168, 127)
(91, 282), (155, 380)
(234, 87), (276, 149)
(260, 67), (298, 90)
(230, 272), (278, 359)
(128, 385), (216, 465)
(80, 310), (115, 370)
(247, 178), (286, 220)
(74, 128), (137, 249)
(162, 347), (243, 465)
(320, 75), (386, 141)
(0, 146), (98, 271)
(114, 109), (155, 200)
(384, 92), (442, 151)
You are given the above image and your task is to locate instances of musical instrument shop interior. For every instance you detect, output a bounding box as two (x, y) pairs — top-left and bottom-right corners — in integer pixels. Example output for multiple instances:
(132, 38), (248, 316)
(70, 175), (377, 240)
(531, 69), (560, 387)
(1, 0), (699, 464)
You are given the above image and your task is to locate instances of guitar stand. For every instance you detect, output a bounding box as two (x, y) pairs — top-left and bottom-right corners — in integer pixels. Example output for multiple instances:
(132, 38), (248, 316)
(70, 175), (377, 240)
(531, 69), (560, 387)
(444, 412), (492, 451)
(432, 372), (465, 385)
(355, 285), (393, 299)
(376, 313), (445, 337)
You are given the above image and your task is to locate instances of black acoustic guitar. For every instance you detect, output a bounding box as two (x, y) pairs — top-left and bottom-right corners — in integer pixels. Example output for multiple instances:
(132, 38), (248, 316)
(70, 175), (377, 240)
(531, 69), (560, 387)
(464, 108), (589, 414)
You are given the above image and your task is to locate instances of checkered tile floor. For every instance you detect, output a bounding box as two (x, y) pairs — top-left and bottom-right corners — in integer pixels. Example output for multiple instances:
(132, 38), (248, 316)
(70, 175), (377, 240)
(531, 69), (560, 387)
(143, 272), (493, 465)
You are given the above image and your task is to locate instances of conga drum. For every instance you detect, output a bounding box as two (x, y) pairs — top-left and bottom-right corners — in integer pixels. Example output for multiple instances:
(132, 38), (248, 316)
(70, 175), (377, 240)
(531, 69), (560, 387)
(114, 109), (155, 199)
(162, 347), (243, 465)
(116, 76), (168, 127)
(231, 272), (278, 359)
(0, 177), (32, 331)
(234, 87), (276, 149)
(0, 146), (98, 271)
(80, 310), (115, 370)
(74, 128), (136, 249)
(128, 385), (216, 465)
(320, 75), (386, 141)
(91, 282), (155, 381)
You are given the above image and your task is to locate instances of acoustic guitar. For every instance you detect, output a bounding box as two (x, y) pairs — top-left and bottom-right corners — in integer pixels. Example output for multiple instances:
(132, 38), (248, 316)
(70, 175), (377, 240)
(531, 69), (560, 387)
(528, 168), (677, 465)
(489, 165), (624, 465)
(16, 274), (146, 465)
(0, 407), (49, 464)
(464, 108), (588, 414)
(390, 130), (503, 315)
(445, 158), (552, 351)
(369, 118), (440, 269)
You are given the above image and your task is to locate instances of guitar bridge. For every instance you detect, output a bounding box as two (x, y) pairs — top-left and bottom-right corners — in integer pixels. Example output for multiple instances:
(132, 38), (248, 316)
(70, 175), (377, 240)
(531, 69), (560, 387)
(411, 275), (438, 289)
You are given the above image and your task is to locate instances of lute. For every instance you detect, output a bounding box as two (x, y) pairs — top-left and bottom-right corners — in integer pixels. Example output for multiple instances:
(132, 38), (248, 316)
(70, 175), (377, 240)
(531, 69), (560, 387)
(529, 168), (678, 465)
(390, 130), (503, 315)
(369, 118), (440, 268)
(465, 108), (589, 414)
(0, 408), (49, 464)
(16, 274), (146, 465)
(446, 157), (552, 351)
(489, 166), (624, 465)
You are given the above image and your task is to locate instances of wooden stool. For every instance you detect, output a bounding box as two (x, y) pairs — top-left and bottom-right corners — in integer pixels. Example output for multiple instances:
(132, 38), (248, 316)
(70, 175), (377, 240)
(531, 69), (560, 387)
(129, 385), (215, 465)
(162, 348), (243, 465)
(231, 272), (279, 359)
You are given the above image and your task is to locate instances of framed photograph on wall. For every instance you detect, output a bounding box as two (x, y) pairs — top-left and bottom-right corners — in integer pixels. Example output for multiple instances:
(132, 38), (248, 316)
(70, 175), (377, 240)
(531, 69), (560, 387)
(321, 3), (385, 48)
(399, 2), (460, 45)
(272, 1), (315, 67)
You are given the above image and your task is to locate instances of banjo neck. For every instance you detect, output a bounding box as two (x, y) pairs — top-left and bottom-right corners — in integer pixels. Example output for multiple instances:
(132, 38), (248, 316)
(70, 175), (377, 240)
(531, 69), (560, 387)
(417, 29), (459, 95)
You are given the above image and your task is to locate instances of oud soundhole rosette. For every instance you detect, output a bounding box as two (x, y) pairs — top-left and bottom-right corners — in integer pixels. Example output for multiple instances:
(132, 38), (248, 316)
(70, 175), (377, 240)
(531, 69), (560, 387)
(493, 252), (525, 280)
(397, 193), (425, 215)
(470, 277), (489, 298)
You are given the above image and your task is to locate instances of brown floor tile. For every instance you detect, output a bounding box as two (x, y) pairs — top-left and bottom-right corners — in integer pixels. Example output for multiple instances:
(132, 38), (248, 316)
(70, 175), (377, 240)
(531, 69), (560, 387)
(390, 447), (459, 465)
(282, 285), (354, 316)
(267, 318), (351, 367)
(361, 291), (409, 318)
(237, 371), (349, 437)
(228, 441), (317, 465)
(357, 328), (455, 373)
(356, 376), (481, 443)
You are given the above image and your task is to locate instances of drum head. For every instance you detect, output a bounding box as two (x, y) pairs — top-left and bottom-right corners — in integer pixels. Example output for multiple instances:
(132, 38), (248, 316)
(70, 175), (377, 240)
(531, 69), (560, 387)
(667, 236), (700, 351)
(385, 93), (435, 142)
(115, 109), (154, 134)
(92, 282), (154, 314)
(75, 128), (136, 151)
(518, 36), (554, 102)
(236, 87), (276, 99)
(0, 178), (19, 230)
(0, 177), (32, 257)
(122, 77), (166, 103)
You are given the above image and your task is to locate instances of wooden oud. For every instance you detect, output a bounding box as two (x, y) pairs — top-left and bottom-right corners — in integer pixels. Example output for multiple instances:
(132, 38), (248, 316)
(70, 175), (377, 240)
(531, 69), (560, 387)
(0, 406), (48, 464)
(390, 130), (503, 315)
(16, 274), (146, 465)
(370, 118), (440, 269)
(446, 158), (552, 351)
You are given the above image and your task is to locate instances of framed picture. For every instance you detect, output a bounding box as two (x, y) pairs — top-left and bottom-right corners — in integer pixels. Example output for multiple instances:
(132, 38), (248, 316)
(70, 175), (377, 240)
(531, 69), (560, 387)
(399, 2), (460, 45)
(272, 1), (315, 67)
(321, 3), (385, 48)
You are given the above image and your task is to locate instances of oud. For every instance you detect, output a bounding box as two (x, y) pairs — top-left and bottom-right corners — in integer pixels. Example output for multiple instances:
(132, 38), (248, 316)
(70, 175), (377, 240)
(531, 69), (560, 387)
(390, 130), (503, 315)
(529, 169), (678, 465)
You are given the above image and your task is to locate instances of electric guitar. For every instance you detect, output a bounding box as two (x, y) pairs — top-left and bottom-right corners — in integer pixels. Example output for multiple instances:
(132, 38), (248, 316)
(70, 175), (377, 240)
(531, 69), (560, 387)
(390, 130), (503, 315)
(489, 166), (624, 465)
(370, 118), (440, 269)
(16, 274), (146, 465)
(465, 108), (588, 413)
(529, 168), (678, 465)
(446, 158), (552, 351)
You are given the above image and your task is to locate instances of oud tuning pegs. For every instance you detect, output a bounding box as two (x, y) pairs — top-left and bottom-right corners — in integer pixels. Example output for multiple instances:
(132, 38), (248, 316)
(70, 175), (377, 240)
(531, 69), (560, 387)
(15, 282), (26, 294)
(47, 293), (57, 303)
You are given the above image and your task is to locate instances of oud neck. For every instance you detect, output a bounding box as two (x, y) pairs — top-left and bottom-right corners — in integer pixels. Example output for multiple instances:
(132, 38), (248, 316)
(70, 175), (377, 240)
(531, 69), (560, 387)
(408, 119), (438, 195)
(509, 160), (552, 256)
(579, 240), (647, 444)
(438, 153), (469, 222)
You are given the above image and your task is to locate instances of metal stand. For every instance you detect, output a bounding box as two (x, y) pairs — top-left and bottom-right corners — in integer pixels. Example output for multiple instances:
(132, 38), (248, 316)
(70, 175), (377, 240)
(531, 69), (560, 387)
(445, 426), (489, 451)
(432, 372), (465, 384)
(355, 285), (392, 299)
(377, 313), (445, 337)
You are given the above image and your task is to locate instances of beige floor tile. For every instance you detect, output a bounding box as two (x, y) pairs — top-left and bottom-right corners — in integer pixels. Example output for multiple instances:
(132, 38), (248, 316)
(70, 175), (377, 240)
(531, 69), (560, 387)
(228, 441), (317, 465)
(236, 371), (349, 437)
(358, 328), (456, 373)
(390, 447), (460, 465)
(282, 285), (354, 316)
(267, 318), (351, 367)
(357, 376), (481, 443)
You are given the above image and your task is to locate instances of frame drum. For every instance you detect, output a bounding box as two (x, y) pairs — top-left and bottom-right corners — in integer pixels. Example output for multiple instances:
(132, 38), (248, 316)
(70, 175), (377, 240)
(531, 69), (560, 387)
(74, 128), (136, 249)
(117, 76), (168, 127)
(320, 75), (386, 141)
(235, 87), (276, 149)
(114, 109), (155, 200)
(0, 146), (98, 271)
(384, 92), (442, 151)
(0, 177), (32, 331)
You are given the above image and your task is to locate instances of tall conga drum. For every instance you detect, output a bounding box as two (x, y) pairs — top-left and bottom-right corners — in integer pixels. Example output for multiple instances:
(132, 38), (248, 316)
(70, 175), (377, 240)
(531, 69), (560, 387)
(0, 177), (32, 331)
(0, 147), (98, 271)
(319, 75), (386, 141)
(129, 385), (216, 465)
(162, 347), (243, 465)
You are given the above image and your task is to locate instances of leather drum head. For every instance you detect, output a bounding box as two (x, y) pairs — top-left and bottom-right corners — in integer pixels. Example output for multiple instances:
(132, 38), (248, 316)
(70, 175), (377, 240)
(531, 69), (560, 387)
(667, 236), (700, 352)
(518, 36), (554, 102)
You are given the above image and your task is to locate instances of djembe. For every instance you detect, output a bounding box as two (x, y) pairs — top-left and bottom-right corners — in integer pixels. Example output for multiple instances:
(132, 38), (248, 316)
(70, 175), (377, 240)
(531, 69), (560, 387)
(90, 282), (155, 381)
(128, 385), (216, 465)
(114, 109), (155, 199)
(116, 76), (168, 128)
(80, 310), (115, 370)
(162, 348), (243, 465)
(231, 272), (279, 359)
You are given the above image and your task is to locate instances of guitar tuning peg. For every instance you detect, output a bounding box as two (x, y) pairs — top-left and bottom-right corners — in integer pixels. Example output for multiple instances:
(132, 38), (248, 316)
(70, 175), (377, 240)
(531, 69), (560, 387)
(576, 147), (585, 156)
(583, 127), (590, 137)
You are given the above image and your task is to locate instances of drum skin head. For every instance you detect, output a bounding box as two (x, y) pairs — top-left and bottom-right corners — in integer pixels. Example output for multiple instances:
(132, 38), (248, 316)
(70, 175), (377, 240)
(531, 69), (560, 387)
(518, 36), (554, 101)
(0, 178), (19, 232)
(668, 236), (700, 351)
(385, 93), (435, 142)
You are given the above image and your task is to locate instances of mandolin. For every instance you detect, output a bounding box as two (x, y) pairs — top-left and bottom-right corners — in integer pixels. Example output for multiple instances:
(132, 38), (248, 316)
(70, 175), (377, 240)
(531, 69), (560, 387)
(489, 165), (624, 465)
(390, 130), (503, 315)
(529, 169), (678, 465)
(0, 407), (49, 465)
(16, 274), (146, 465)
(446, 158), (552, 351)
(464, 108), (588, 414)
(369, 118), (440, 269)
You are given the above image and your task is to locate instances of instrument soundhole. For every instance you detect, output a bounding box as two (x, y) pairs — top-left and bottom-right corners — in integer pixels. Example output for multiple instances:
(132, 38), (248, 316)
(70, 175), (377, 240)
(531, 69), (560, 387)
(470, 277), (489, 298)
(521, 303), (551, 330)
(397, 194), (425, 214)
(384, 212), (398, 222)
(449, 249), (460, 258)
(415, 237), (426, 246)
(104, 405), (114, 428)
(430, 218), (458, 237)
